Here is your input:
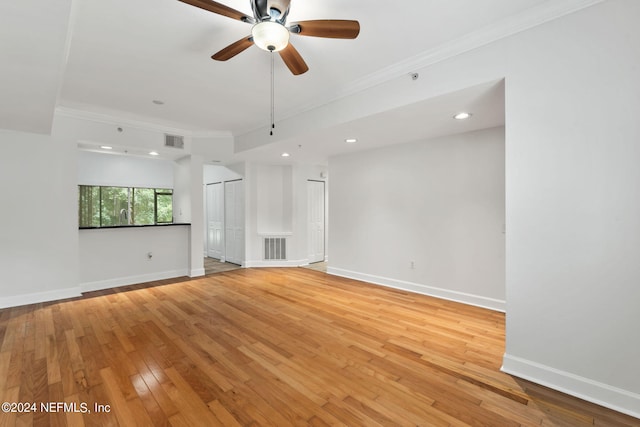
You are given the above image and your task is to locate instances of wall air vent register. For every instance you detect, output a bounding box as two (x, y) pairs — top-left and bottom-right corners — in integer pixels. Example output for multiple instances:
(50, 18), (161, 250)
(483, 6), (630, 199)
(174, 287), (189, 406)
(164, 134), (184, 149)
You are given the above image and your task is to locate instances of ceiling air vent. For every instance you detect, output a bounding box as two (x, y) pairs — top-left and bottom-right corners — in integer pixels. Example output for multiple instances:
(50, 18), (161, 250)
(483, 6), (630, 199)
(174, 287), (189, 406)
(164, 134), (184, 149)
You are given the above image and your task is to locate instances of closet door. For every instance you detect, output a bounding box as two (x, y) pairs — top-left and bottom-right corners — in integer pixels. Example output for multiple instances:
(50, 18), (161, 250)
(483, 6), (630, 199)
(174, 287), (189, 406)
(307, 180), (325, 264)
(206, 183), (223, 259)
(224, 180), (244, 265)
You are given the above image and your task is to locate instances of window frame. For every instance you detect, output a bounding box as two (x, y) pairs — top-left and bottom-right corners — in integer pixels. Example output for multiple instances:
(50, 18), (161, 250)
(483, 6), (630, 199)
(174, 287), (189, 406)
(78, 185), (173, 228)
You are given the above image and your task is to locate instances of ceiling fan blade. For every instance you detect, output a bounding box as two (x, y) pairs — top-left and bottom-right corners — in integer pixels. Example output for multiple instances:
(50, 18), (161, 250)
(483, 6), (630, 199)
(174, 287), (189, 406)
(178, 0), (253, 23)
(212, 36), (254, 61)
(289, 20), (360, 39)
(279, 43), (309, 75)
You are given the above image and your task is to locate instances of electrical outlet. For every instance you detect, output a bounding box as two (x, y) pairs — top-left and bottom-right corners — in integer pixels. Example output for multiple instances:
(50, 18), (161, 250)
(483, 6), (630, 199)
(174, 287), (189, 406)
(410, 260), (415, 269)
(147, 252), (153, 260)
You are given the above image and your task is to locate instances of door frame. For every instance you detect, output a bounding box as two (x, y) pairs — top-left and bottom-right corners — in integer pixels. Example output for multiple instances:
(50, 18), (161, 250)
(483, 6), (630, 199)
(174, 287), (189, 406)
(307, 179), (326, 264)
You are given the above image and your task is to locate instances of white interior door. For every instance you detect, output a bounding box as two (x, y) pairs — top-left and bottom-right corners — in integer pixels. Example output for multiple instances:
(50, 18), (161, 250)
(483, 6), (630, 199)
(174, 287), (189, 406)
(308, 180), (325, 264)
(225, 180), (244, 265)
(206, 183), (223, 259)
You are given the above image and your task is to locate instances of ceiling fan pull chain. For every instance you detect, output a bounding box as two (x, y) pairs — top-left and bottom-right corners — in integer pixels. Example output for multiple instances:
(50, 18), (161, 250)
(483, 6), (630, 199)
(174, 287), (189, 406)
(270, 51), (275, 136)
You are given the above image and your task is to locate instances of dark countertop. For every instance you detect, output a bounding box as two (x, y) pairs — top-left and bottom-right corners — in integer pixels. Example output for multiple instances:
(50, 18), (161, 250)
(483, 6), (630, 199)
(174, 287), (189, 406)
(79, 223), (191, 230)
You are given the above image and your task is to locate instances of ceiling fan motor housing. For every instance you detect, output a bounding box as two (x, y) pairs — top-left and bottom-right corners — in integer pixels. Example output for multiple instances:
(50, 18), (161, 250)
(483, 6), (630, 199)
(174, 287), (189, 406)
(252, 0), (290, 23)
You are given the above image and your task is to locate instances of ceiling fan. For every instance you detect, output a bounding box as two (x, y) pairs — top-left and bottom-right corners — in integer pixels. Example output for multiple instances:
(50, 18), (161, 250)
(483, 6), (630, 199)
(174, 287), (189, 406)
(178, 0), (360, 75)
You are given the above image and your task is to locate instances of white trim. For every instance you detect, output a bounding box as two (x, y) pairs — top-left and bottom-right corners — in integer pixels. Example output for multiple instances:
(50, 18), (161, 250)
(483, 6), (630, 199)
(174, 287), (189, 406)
(257, 232), (293, 237)
(55, 106), (232, 138)
(334, 0), (605, 102)
(502, 354), (640, 420)
(240, 0), (605, 137)
(190, 268), (205, 278)
(55, 0), (80, 103)
(327, 267), (505, 312)
(245, 259), (307, 268)
(80, 269), (189, 293)
(0, 287), (82, 309)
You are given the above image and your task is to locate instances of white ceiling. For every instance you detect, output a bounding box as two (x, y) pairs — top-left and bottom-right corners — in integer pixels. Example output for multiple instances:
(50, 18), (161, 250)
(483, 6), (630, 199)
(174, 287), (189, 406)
(1, 0), (595, 164)
(233, 80), (506, 164)
(0, 1), (73, 133)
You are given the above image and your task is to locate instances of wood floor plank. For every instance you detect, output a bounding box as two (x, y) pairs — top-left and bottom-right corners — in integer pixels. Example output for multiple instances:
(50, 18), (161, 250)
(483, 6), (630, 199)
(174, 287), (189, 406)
(45, 333), (62, 386)
(128, 350), (179, 418)
(322, 396), (385, 427)
(162, 367), (224, 427)
(206, 399), (242, 427)
(130, 373), (171, 427)
(150, 319), (235, 393)
(237, 344), (326, 406)
(0, 351), (11, 388)
(44, 382), (67, 427)
(62, 394), (86, 427)
(99, 366), (142, 427)
(0, 268), (638, 426)
(0, 386), (20, 427)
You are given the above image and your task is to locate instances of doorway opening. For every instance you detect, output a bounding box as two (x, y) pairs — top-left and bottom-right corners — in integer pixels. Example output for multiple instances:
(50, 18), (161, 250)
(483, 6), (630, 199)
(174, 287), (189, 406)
(307, 180), (326, 265)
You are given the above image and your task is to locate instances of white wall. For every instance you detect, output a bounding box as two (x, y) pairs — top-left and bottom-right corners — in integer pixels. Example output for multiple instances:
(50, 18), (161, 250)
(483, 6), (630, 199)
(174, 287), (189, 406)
(501, 0), (640, 415)
(329, 127), (505, 310)
(203, 164), (243, 184)
(174, 156), (205, 276)
(0, 129), (80, 308)
(78, 150), (173, 188)
(253, 164), (294, 264)
(74, 150), (193, 289)
(79, 226), (190, 291)
(189, 155), (205, 276)
(54, 111), (235, 165)
(256, 164), (293, 233)
(54, 112), (192, 155)
(173, 157), (192, 224)
(243, 162), (327, 267)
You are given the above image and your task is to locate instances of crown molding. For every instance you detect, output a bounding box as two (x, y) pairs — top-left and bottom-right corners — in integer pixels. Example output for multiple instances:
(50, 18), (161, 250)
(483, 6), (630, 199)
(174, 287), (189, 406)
(243, 0), (604, 137)
(55, 106), (232, 139)
(336, 0), (605, 100)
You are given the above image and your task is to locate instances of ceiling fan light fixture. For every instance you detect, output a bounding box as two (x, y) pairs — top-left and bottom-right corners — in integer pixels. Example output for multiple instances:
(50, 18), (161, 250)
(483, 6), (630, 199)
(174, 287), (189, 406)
(252, 21), (290, 52)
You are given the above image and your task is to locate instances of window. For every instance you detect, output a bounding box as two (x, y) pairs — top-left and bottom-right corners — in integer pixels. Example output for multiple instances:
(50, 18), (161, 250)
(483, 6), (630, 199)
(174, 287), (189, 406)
(78, 185), (173, 228)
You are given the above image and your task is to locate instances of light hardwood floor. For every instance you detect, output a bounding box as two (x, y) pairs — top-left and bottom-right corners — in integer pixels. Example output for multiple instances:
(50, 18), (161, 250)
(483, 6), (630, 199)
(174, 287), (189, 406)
(204, 258), (242, 275)
(303, 262), (328, 273)
(0, 268), (637, 426)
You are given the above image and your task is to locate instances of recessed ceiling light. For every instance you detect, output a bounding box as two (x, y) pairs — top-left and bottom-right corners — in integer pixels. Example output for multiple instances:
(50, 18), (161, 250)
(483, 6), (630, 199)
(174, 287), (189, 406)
(100, 146), (113, 150)
(345, 138), (357, 143)
(152, 100), (164, 105)
(454, 112), (472, 120)
(149, 151), (159, 156)
(281, 152), (290, 157)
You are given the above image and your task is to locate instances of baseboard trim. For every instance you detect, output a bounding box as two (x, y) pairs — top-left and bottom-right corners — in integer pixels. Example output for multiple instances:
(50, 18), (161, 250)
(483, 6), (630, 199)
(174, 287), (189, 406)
(502, 354), (640, 420)
(326, 267), (505, 312)
(80, 269), (189, 293)
(0, 287), (83, 309)
(190, 268), (205, 278)
(245, 259), (308, 268)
